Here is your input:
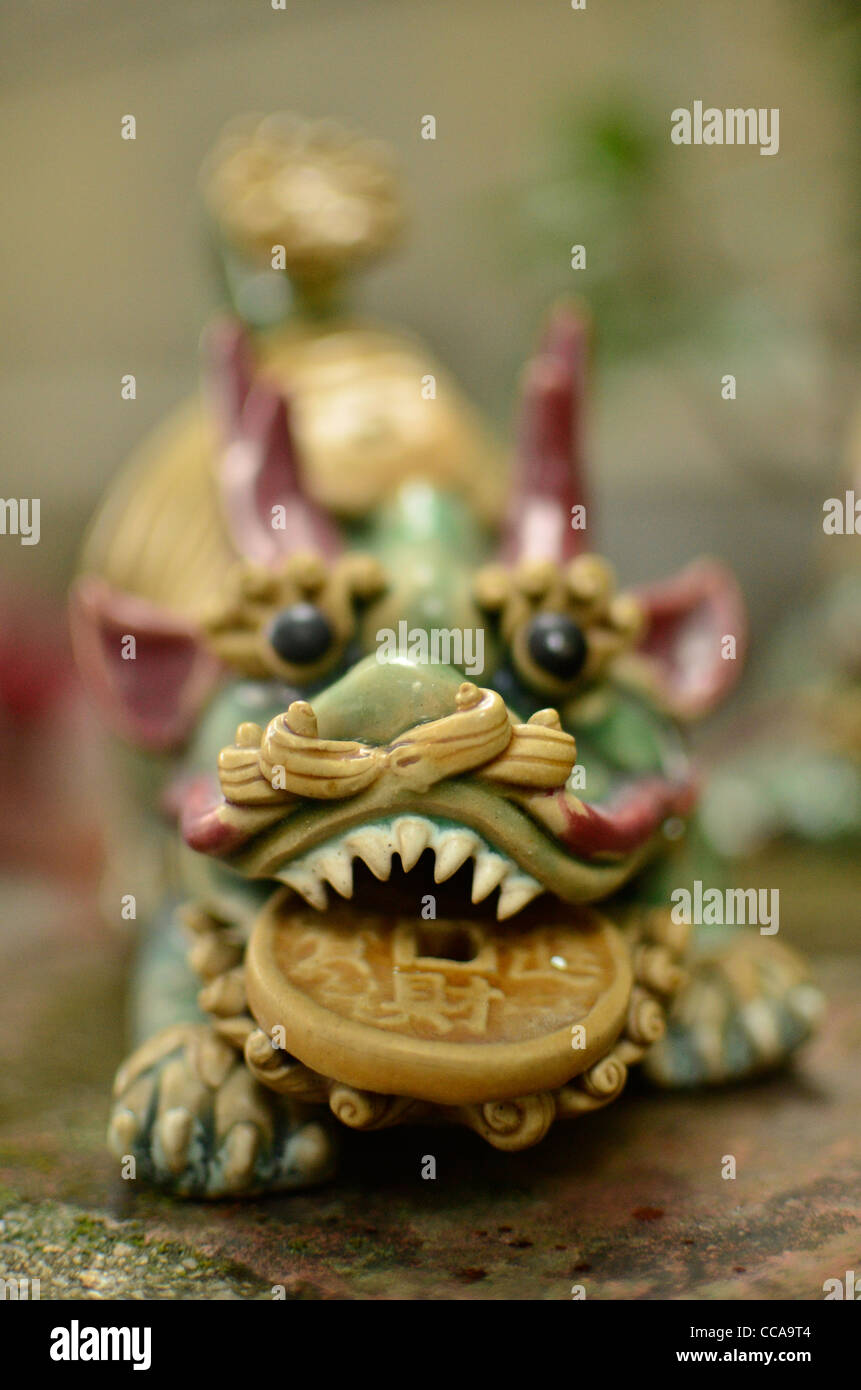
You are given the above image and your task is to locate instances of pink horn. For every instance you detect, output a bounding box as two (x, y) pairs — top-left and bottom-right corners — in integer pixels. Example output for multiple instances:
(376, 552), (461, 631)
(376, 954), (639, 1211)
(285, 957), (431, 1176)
(203, 317), (255, 438)
(501, 304), (590, 565)
(203, 317), (341, 565)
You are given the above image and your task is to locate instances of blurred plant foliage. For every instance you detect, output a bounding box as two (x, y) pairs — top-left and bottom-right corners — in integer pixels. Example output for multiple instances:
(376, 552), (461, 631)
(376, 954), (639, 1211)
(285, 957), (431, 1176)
(496, 99), (788, 366)
(486, 64), (858, 487)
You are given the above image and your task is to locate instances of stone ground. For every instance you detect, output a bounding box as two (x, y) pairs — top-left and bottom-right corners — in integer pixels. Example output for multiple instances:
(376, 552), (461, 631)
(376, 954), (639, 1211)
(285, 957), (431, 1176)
(1, 862), (859, 1301)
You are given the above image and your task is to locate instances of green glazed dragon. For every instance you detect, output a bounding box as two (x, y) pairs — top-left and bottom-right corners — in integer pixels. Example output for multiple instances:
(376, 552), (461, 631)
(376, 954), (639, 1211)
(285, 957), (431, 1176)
(70, 116), (821, 1197)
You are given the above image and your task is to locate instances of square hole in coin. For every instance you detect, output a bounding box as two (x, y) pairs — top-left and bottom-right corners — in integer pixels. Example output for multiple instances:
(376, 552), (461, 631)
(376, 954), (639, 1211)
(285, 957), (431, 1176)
(414, 924), (480, 963)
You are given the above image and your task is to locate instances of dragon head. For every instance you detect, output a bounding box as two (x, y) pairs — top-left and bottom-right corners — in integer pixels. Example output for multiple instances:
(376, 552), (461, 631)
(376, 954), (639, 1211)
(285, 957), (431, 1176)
(71, 305), (746, 1114)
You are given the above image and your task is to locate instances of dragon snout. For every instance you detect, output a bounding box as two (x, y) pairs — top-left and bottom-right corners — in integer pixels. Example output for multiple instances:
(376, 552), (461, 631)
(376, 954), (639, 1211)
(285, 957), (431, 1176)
(218, 680), (576, 807)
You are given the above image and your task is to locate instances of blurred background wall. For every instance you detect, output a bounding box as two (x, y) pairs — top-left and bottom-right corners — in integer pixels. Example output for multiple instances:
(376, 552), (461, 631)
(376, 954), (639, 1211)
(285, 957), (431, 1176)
(0, 0), (858, 668)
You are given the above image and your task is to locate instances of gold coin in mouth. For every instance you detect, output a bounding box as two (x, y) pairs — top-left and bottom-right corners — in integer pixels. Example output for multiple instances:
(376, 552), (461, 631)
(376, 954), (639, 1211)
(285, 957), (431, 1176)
(246, 890), (633, 1105)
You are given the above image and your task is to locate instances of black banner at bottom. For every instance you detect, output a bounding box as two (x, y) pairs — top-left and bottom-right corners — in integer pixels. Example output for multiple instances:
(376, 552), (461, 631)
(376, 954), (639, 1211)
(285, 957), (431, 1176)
(4, 1295), (856, 1375)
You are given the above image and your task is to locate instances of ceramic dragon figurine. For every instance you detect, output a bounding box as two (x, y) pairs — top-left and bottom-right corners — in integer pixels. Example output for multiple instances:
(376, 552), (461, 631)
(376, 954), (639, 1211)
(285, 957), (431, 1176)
(71, 116), (821, 1197)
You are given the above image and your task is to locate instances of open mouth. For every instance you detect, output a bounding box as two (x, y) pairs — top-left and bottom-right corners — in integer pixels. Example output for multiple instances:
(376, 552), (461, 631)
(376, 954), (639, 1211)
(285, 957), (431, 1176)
(241, 835), (638, 1109)
(182, 765), (691, 915)
(266, 814), (549, 919)
(179, 673), (695, 921)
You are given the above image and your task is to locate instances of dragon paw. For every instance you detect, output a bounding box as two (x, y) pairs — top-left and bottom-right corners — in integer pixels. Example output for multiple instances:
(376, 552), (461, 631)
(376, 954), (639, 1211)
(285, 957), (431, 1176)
(107, 1023), (336, 1197)
(642, 933), (823, 1089)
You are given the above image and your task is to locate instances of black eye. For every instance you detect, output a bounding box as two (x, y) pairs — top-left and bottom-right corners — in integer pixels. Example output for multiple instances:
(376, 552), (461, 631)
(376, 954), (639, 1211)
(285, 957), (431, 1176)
(267, 603), (333, 665)
(526, 613), (588, 680)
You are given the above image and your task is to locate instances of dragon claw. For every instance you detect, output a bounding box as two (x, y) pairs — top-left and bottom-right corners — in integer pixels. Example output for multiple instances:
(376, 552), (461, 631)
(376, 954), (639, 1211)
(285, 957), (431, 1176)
(107, 1023), (337, 1197)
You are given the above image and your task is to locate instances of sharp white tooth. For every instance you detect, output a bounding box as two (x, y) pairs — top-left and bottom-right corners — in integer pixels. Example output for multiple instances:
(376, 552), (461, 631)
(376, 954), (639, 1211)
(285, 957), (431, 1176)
(314, 851), (353, 899)
(394, 817), (431, 872)
(280, 863), (327, 910)
(471, 851), (510, 904)
(497, 874), (543, 920)
(346, 828), (392, 881)
(433, 830), (478, 883)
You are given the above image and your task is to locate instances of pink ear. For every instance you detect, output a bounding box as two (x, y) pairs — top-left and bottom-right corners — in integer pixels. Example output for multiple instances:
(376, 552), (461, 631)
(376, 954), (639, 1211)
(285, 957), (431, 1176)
(623, 559), (747, 719)
(69, 578), (220, 751)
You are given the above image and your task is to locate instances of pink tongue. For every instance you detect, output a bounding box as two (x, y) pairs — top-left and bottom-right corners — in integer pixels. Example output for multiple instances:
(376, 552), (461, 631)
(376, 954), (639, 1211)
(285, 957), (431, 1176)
(551, 775), (697, 858)
(174, 774), (250, 856)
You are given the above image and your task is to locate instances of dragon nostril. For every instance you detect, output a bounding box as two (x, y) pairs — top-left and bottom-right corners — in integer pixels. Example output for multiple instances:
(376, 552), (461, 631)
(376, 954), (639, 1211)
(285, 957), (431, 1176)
(526, 612), (588, 680)
(268, 603), (333, 665)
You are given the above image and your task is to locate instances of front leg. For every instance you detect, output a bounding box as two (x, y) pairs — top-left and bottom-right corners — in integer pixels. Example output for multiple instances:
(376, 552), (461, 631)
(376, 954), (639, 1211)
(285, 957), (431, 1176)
(641, 927), (823, 1088)
(108, 904), (336, 1197)
(620, 831), (823, 1089)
